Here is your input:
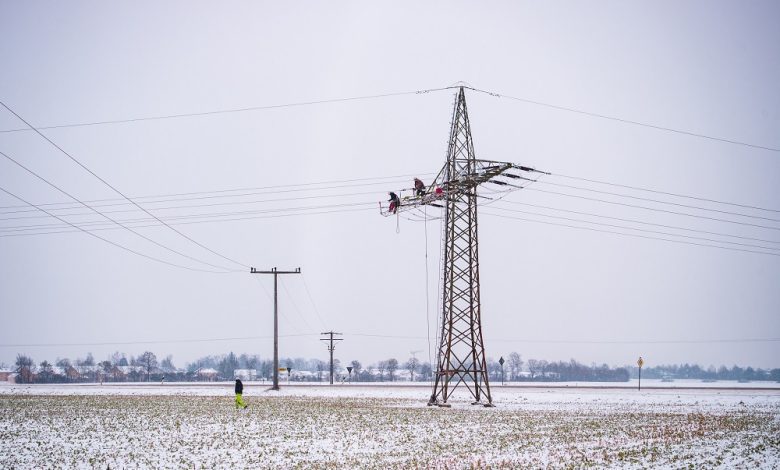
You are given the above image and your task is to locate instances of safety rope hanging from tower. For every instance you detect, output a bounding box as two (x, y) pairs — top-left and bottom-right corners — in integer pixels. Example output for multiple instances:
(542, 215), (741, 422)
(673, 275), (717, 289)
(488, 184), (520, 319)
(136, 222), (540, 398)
(378, 86), (548, 407)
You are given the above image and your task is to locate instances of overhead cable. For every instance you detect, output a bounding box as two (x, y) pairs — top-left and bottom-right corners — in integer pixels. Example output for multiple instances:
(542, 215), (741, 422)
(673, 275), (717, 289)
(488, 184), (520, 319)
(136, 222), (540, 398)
(0, 100), (248, 269)
(481, 210), (780, 257)
(486, 205), (779, 252)
(534, 179), (780, 223)
(496, 199), (780, 246)
(551, 172), (780, 213)
(0, 185), (231, 273)
(0, 87), (457, 133)
(526, 188), (780, 232)
(0, 150), (238, 272)
(465, 86), (779, 152)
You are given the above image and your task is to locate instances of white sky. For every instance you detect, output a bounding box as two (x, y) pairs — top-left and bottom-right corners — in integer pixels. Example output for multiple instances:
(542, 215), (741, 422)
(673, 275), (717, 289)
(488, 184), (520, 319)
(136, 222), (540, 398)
(1, 1), (778, 371)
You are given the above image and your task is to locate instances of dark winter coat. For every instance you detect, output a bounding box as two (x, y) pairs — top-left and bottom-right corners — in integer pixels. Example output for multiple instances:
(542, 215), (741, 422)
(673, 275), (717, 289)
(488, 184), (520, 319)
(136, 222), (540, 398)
(235, 379), (243, 394)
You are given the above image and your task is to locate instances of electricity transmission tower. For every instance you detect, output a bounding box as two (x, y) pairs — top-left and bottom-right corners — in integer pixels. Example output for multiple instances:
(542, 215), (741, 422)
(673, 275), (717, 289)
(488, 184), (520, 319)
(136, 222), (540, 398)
(380, 86), (547, 407)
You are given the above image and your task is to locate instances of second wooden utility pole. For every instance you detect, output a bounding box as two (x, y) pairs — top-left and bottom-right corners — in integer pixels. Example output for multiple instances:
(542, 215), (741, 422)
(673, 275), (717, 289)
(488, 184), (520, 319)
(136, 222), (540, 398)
(320, 331), (343, 385)
(250, 266), (301, 390)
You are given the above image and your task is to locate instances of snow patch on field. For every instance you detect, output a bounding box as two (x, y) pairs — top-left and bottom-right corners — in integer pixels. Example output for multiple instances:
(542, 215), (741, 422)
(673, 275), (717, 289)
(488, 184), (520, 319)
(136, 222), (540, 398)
(1, 383), (778, 468)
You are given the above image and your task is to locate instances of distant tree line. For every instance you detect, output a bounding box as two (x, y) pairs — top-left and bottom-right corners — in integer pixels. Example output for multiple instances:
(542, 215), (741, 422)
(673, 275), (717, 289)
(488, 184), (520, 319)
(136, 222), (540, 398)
(632, 363), (780, 382)
(7, 351), (778, 384)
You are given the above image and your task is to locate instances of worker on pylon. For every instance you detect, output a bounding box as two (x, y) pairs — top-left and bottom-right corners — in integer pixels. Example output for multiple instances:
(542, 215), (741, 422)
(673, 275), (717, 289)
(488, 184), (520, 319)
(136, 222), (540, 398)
(414, 178), (426, 196)
(388, 192), (400, 214)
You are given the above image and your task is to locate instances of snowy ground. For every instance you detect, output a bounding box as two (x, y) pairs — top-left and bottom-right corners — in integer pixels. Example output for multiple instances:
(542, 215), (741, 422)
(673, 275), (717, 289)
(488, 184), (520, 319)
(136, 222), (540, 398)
(1, 383), (778, 468)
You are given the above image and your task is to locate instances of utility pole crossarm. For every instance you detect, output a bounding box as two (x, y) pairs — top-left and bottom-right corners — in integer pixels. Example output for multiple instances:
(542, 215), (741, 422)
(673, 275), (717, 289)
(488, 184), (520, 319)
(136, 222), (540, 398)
(320, 331), (343, 385)
(378, 160), (548, 217)
(250, 266), (302, 391)
(251, 267), (301, 274)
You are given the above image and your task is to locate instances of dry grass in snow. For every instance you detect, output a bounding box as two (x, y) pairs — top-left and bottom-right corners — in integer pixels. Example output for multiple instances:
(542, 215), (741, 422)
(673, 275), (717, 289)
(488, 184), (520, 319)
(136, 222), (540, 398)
(0, 384), (778, 468)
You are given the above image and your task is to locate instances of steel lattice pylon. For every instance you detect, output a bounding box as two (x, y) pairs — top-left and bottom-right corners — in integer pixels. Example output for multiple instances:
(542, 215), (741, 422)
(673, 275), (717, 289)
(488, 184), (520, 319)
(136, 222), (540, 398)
(379, 86), (547, 406)
(429, 87), (492, 407)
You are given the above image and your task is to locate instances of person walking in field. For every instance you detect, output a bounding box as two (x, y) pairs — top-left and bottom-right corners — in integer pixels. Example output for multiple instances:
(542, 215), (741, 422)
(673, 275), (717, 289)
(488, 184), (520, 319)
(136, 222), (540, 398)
(235, 378), (248, 409)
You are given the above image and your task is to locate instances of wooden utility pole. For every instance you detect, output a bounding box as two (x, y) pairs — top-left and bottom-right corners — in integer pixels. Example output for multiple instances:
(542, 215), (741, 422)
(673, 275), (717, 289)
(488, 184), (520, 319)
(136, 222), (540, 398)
(250, 267), (301, 390)
(320, 331), (343, 385)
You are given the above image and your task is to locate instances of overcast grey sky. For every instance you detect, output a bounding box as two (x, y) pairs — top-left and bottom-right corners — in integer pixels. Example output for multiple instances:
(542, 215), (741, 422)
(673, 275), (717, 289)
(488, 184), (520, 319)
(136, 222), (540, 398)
(1, 1), (778, 371)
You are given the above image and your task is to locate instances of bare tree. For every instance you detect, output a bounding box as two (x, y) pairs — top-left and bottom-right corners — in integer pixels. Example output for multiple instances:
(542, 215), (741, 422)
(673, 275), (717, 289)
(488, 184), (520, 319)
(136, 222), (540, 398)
(160, 355), (176, 373)
(38, 360), (53, 382)
(138, 351), (158, 382)
(350, 360), (362, 382)
(110, 351), (125, 366)
(508, 352), (523, 381)
(98, 361), (112, 382)
(83, 352), (95, 366)
(239, 354), (260, 370)
(376, 361), (388, 382)
(387, 358), (399, 382)
(218, 352), (238, 379)
(539, 360), (549, 379)
(527, 359), (539, 379)
(405, 357), (420, 381)
(419, 362), (433, 381)
(15, 354), (34, 384)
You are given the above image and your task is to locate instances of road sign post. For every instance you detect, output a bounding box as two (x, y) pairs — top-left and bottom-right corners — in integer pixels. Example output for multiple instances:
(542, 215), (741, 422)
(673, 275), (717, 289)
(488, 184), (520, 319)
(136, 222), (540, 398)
(499, 357), (505, 386)
(637, 356), (644, 391)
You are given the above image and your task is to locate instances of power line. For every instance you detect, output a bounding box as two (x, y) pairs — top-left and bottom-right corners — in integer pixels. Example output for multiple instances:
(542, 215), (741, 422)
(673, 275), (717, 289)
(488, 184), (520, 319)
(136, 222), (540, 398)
(496, 199), (780, 246)
(526, 187), (780, 232)
(0, 333), (319, 348)
(0, 201), (378, 236)
(0, 205), (377, 238)
(252, 277), (305, 336)
(2, 84), (775, 153)
(0, 185), (230, 273)
(480, 210), (780, 257)
(486, 205), (780, 253)
(300, 274), (329, 330)
(0, 172), (436, 214)
(0, 87), (457, 133)
(489, 337), (780, 345)
(465, 86), (780, 152)
(534, 179), (780, 223)
(0, 100), (248, 270)
(0, 187), (394, 223)
(279, 277), (317, 333)
(2, 333), (776, 348)
(342, 333), (780, 345)
(0, 149), (239, 272)
(551, 172), (780, 213)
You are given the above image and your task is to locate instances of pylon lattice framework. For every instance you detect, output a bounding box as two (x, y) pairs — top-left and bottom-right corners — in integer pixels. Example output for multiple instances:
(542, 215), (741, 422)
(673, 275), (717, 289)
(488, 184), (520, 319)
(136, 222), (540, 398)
(379, 86), (547, 406)
(430, 87), (492, 406)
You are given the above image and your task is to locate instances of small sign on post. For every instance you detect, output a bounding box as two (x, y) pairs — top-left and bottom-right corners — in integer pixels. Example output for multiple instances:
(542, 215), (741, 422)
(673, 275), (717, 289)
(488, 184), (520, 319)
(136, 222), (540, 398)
(637, 356), (644, 391)
(498, 357), (505, 385)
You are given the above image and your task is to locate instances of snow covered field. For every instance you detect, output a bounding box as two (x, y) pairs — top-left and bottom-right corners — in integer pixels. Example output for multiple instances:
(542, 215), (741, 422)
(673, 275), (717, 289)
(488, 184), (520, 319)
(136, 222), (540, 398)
(1, 383), (778, 468)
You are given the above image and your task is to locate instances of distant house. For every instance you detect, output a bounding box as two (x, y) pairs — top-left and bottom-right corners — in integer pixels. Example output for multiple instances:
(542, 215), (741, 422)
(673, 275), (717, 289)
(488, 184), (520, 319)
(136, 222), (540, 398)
(197, 368), (219, 381)
(0, 369), (15, 383)
(291, 370), (315, 381)
(233, 369), (257, 381)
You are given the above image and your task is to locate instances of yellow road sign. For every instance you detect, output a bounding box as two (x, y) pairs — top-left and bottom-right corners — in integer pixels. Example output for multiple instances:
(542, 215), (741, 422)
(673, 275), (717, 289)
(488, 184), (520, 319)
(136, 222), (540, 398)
(637, 357), (644, 368)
